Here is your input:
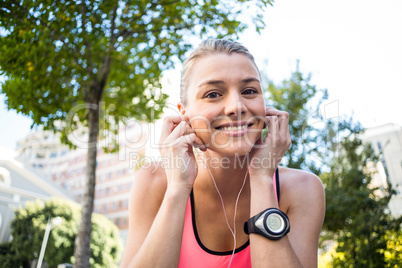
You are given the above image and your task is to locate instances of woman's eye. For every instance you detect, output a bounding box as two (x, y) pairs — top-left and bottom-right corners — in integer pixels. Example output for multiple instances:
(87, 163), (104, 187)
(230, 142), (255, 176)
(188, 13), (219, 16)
(243, 88), (257, 95)
(206, 92), (220, 98)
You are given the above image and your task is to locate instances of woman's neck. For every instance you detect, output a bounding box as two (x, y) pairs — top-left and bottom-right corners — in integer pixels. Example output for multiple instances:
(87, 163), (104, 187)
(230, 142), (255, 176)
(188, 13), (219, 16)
(194, 150), (251, 198)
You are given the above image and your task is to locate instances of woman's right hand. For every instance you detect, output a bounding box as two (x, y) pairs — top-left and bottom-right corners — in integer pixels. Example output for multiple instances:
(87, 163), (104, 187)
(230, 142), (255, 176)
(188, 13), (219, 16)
(159, 115), (206, 193)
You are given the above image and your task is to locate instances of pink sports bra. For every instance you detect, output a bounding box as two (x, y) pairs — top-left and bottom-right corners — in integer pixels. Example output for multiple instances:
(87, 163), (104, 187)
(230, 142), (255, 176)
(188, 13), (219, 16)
(179, 169), (280, 267)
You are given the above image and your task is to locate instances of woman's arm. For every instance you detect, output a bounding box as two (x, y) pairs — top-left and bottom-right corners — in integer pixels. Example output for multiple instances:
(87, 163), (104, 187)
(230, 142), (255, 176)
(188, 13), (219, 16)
(120, 164), (190, 268)
(248, 107), (325, 267)
(121, 116), (205, 268)
(249, 170), (325, 268)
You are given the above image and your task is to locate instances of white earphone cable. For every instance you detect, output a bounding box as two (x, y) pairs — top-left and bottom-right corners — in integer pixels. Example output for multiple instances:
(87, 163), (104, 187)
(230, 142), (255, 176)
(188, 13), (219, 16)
(200, 155), (249, 268)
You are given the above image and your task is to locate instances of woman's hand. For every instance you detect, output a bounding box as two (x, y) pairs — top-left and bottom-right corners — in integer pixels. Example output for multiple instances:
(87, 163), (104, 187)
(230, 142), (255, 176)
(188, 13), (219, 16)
(159, 115), (206, 193)
(248, 107), (291, 178)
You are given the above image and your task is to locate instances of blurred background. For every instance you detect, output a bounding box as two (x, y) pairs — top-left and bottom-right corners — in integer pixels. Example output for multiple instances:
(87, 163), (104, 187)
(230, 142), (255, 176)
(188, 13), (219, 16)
(2, 0), (402, 152)
(1, 0), (401, 267)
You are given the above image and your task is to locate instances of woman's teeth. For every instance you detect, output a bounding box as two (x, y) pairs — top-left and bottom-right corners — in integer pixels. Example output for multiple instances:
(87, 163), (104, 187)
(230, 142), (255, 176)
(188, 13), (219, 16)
(218, 125), (249, 131)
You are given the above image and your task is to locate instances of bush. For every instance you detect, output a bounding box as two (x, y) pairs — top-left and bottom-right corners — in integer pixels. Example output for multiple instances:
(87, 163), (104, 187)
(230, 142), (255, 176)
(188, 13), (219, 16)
(1, 198), (122, 267)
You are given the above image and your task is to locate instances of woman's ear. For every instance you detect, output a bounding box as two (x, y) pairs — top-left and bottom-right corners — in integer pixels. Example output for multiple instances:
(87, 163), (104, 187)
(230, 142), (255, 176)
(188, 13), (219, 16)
(177, 103), (186, 116)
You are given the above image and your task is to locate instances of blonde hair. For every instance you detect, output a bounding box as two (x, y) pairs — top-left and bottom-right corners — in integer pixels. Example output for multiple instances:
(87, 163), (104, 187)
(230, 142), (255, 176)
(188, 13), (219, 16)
(180, 39), (259, 105)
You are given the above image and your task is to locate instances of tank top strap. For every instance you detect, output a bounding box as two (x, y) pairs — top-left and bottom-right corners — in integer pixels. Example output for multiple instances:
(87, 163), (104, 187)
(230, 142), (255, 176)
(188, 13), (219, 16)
(273, 167), (280, 205)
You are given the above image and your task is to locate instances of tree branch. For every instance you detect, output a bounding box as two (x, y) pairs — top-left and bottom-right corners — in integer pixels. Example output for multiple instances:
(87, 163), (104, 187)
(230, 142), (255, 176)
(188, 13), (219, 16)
(81, 2), (94, 103)
(95, 5), (118, 103)
(117, 22), (193, 42)
(110, 5), (118, 45)
(159, 0), (182, 6)
(116, 0), (182, 40)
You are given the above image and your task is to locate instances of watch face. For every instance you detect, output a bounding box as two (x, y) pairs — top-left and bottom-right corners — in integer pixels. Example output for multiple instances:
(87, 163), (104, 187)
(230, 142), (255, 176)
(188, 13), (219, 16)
(265, 213), (285, 233)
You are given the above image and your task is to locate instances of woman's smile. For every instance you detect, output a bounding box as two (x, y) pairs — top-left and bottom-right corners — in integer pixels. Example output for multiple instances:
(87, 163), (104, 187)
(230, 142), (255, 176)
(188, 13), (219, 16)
(214, 121), (255, 137)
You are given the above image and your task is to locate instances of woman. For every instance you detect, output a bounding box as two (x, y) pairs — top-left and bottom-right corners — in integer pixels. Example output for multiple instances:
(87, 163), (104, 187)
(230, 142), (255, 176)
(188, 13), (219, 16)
(121, 39), (325, 268)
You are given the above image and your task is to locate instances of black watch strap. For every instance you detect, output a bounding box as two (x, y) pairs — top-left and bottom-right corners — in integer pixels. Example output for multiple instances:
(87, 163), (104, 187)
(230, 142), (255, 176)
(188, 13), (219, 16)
(244, 209), (266, 235)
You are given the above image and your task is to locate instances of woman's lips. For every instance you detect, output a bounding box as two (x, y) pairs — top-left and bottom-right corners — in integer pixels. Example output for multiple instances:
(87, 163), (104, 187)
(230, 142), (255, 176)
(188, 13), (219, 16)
(215, 123), (254, 137)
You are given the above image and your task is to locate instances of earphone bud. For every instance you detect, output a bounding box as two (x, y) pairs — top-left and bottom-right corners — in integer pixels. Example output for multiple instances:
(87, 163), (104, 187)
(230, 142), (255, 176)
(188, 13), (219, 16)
(177, 103), (186, 116)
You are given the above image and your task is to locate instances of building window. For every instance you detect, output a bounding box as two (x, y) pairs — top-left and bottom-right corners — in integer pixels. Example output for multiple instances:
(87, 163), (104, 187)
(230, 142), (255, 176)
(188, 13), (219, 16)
(377, 141), (390, 179)
(126, 182), (132, 190)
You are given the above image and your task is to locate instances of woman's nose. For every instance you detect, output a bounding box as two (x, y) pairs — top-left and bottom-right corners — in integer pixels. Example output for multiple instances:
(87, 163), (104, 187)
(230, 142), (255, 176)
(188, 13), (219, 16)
(224, 92), (247, 117)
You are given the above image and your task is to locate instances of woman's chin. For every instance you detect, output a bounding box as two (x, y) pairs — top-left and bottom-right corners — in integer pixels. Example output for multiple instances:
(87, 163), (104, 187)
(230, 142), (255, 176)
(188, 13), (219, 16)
(207, 144), (254, 157)
(199, 130), (262, 157)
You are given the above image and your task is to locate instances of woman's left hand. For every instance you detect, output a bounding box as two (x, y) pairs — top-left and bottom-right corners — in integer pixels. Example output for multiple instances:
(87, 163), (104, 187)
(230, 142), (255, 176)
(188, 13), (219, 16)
(248, 107), (291, 178)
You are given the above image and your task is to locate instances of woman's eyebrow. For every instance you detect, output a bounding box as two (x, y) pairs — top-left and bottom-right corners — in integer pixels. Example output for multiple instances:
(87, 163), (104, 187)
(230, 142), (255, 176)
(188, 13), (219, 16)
(198, 77), (260, 88)
(240, 78), (260, 84)
(198, 79), (225, 88)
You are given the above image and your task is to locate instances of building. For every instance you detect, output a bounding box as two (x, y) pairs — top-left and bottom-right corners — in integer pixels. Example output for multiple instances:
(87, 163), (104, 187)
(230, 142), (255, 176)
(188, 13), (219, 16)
(361, 123), (402, 217)
(15, 120), (147, 245)
(0, 152), (72, 243)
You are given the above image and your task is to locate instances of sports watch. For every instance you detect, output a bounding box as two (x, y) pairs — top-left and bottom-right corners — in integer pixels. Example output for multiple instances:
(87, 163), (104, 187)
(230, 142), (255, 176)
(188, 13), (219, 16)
(244, 208), (290, 240)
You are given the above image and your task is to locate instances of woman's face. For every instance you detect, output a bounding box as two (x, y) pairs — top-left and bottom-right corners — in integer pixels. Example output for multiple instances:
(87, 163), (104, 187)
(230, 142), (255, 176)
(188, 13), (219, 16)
(184, 53), (266, 156)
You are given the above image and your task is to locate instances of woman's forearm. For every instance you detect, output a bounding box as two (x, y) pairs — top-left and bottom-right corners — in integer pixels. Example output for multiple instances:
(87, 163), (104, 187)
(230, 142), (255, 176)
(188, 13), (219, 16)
(126, 187), (189, 268)
(249, 175), (303, 268)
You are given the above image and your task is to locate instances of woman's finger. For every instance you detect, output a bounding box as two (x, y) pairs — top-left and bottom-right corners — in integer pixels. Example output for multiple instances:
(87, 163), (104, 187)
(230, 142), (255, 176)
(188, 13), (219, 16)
(168, 121), (194, 141)
(160, 116), (206, 151)
(182, 133), (207, 151)
(266, 115), (279, 147)
(266, 107), (289, 136)
(159, 116), (183, 143)
(160, 116), (194, 144)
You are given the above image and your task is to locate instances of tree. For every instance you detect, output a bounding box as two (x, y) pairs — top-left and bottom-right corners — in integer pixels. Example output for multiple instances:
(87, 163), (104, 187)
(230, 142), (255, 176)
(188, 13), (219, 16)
(0, 198), (122, 268)
(0, 1), (272, 266)
(321, 122), (402, 267)
(0, 241), (27, 268)
(262, 67), (402, 266)
(263, 62), (329, 174)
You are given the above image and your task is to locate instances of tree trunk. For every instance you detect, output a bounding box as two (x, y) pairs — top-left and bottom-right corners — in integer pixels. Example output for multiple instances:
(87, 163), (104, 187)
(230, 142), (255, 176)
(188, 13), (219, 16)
(74, 100), (100, 268)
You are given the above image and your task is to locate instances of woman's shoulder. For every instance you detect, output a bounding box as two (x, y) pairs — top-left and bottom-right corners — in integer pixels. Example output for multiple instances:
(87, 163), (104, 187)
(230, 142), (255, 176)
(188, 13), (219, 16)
(278, 167), (325, 210)
(131, 161), (168, 204)
(278, 166), (322, 187)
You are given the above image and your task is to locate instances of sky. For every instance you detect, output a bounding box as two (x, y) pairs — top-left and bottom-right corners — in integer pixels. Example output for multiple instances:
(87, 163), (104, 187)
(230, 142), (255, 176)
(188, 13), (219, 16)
(1, 0), (401, 152)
